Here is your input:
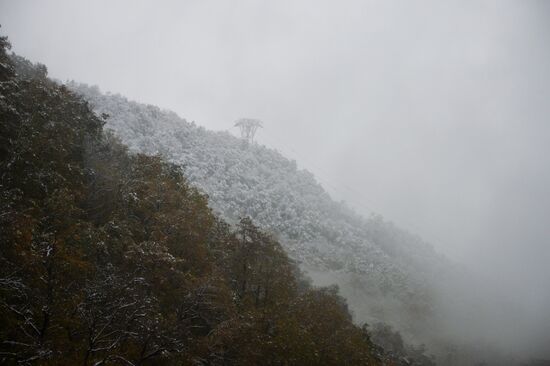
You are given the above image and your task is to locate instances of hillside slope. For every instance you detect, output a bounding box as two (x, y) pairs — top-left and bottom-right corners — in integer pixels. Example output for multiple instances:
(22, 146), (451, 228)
(1, 38), (393, 365)
(69, 83), (450, 342)
(65, 75), (543, 366)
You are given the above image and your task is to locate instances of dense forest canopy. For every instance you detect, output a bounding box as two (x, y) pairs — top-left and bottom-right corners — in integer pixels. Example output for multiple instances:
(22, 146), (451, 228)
(68, 79), (445, 343)
(0, 32), (437, 365)
(67, 74), (534, 366)
(2, 21), (548, 364)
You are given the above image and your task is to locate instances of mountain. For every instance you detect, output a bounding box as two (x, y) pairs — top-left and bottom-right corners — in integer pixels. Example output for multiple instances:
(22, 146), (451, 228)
(68, 83), (451, 347)
(69, 82), (545, 366)
(1, 31), (543, 366)
(0, 37), (398, 365)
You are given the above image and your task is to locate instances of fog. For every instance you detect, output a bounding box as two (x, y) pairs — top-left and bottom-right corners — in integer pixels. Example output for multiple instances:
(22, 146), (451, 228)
(2, 0), (549, 360)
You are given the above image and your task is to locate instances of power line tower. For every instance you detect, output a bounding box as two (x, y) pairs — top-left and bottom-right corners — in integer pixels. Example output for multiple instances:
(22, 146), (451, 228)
(234, 118), (262, 143)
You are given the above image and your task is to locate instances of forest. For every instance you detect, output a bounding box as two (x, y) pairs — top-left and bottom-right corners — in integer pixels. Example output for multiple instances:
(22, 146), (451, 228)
(0, 33), (437, 365)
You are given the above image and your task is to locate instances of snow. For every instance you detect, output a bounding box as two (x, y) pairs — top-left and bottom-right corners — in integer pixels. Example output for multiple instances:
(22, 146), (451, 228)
(69, 82), (449, 332)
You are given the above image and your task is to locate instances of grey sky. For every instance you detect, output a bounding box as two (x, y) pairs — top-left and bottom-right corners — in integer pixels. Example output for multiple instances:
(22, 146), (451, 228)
(1, 0), (549, 310)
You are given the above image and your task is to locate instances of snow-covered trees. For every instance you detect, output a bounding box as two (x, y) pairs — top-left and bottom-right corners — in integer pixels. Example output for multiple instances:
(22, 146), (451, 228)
(68, 79), (447, 344)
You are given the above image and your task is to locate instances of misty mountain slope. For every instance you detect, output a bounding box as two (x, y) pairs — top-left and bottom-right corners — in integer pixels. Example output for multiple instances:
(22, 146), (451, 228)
(68, 83), (449, 327)
(1, 49), (394, 365)
(66, 83), (548, 366)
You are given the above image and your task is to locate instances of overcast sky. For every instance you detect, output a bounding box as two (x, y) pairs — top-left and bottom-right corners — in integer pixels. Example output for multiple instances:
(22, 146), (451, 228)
(1, 0), (549, 309)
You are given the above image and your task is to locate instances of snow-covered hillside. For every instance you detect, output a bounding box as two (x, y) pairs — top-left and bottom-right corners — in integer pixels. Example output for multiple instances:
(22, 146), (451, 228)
(69, 82), (449, 342)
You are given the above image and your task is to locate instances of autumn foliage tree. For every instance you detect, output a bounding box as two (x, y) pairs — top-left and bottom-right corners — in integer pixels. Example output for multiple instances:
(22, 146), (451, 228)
(0, 33), (388, 365)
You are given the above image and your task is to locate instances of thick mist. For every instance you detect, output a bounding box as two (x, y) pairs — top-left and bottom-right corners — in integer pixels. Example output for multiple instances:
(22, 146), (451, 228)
(2, 0), (549, 361)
